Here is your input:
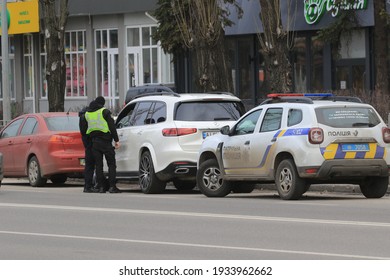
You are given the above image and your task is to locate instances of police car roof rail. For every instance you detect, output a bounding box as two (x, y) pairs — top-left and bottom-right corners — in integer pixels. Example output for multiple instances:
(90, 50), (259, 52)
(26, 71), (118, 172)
(260, 93), (363, 105)
(324, 96), (363, 103)
(260, 96), (314, 105)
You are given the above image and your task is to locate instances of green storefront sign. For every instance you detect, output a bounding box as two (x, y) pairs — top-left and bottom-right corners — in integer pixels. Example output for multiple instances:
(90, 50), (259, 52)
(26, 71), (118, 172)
(304, 0), (368, 25)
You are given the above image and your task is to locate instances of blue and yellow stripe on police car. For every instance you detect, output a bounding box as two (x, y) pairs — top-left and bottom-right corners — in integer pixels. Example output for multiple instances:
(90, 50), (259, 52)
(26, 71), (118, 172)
(320, 143), (386, 160)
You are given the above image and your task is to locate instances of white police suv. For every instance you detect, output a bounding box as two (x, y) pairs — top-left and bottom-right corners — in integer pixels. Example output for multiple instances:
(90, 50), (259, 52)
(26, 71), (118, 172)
(196, 93), (390, 200)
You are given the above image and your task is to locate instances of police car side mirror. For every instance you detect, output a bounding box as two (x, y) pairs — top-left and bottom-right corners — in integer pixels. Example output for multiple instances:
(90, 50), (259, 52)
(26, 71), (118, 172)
(220, 125), (230, 135)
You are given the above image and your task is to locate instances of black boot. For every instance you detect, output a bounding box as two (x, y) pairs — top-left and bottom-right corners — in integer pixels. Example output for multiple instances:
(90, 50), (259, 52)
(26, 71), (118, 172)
(108, 186), (121, 193)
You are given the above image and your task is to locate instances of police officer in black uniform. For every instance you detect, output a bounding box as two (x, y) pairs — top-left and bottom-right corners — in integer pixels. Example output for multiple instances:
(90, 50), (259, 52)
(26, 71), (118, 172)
(81, 96), (121, 193)
(79, 105), (98, 193)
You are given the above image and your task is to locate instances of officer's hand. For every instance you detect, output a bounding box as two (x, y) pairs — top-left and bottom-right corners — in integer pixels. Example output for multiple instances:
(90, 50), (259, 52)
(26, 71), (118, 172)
(115, 141), (120, 149)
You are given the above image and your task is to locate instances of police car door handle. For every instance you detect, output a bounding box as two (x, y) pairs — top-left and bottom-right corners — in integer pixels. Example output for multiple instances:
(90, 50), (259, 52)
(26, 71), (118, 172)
(244, 140), (250, 145)
(271, 137), (277, 142)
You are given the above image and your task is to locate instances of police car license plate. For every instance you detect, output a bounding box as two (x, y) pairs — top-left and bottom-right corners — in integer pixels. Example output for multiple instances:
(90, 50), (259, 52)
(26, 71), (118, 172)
(202, 131), (219, 139)
(341, 143), (369, 152)
(79, 158), (85, 166)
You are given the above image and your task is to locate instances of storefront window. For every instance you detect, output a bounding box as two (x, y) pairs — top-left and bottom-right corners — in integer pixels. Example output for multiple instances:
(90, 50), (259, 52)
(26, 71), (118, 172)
(333, 30), (366, 91)
(293, 37), (307, 92)
(65, 30), (87, 97)
(126, 25), (174, 89)
(95, 29), (119, 110)
(311, 36), (324, 91)
(238, 38), (254, 101)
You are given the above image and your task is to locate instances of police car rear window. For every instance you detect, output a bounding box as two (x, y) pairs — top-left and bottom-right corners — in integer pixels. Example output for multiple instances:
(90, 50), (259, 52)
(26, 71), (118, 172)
(175, 101), (245, 121)
(315, 107), (381, 128)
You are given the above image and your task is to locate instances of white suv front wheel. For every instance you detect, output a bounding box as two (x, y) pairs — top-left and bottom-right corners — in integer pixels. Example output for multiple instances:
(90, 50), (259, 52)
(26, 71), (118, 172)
(275, 159), (306, 200)
(197, 158), (232, 197)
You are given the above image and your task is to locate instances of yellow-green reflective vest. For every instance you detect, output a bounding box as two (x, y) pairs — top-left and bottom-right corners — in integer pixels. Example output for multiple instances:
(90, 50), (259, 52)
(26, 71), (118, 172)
(85, 108), (109, 134)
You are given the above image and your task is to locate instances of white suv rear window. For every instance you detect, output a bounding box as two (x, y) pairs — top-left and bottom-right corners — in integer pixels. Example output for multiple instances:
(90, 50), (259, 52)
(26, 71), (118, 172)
(315, 107), (381, 128)
(175, 101), (245, 121)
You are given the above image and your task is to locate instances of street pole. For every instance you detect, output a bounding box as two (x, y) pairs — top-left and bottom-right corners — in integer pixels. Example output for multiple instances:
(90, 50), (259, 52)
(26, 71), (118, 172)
(1, 0), (11, 126)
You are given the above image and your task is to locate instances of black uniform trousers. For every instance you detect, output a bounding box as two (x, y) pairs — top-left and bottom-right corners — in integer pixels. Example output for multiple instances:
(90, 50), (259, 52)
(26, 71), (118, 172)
(84, 145), (96, 190)
(92, 138), (117, 190)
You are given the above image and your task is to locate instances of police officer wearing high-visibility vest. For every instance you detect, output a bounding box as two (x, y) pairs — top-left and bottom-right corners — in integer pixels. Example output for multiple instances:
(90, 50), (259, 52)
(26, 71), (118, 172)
(83, 96), (121, 193)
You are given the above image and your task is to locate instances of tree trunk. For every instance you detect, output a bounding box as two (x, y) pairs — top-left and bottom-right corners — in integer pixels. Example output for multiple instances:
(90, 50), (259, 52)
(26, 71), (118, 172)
(259, 0), (293, 93)
(40, 0), (68, 112)
(373, 0), (389, 94)
(195, 32), (234, 93)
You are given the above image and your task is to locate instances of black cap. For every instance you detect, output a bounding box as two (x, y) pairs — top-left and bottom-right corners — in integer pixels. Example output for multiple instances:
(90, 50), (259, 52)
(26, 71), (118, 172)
(95, 96), (105, 106)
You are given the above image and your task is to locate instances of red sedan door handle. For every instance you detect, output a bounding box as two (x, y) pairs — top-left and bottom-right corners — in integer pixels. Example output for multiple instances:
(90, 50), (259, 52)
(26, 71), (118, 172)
(26, 139), (32, 143)
(8, 140), (13, 145)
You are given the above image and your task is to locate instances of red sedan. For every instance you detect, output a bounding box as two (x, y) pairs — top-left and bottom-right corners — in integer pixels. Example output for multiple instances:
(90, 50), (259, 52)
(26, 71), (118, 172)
(0, 112), (85, 187)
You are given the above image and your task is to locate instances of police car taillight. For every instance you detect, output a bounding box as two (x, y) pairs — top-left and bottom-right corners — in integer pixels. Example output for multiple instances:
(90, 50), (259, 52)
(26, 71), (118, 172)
(383, 127), (390, 143)
(308, 128), (324, 144)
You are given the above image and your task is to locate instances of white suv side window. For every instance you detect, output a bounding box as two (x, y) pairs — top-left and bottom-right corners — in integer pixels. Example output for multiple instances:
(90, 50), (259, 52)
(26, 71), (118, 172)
(260, 108), (283, 132)
(116, 103), (136, 128)
(132, 102), (154, 126)
(150, 101), (167, 123)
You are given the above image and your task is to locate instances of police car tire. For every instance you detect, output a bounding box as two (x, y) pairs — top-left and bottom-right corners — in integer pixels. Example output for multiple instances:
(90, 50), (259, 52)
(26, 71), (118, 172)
(139, 151), (166, 194)
(359, 176), (389, 198)
(275, 159), (305, 200)
(28, 156), (47, 187)
(197, 158), (232, 197)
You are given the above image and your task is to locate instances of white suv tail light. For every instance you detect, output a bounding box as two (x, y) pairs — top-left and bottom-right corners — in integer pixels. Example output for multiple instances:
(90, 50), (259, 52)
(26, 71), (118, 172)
(383, 127), (390, 143)
(162, 128), (197, 137)
(308, 128), (324, 144)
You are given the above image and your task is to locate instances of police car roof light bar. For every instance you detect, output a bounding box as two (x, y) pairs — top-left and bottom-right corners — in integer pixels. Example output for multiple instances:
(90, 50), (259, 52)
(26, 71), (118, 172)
(267, 93), (333, 98)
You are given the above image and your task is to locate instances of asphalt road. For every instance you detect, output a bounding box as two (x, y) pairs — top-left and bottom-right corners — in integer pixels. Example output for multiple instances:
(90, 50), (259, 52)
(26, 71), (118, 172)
(0, 178), (390, 260)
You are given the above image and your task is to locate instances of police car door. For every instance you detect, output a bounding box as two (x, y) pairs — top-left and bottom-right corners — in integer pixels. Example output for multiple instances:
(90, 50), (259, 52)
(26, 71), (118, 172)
(248, 107), (283, 177)
(221, 109), (262, 177)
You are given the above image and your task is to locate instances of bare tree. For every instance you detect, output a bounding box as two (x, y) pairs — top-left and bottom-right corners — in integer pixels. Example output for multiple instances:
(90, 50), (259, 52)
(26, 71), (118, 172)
(40, 0), (69, 112)
(171, 0), (237, 92)
(258, 0), (295, 93)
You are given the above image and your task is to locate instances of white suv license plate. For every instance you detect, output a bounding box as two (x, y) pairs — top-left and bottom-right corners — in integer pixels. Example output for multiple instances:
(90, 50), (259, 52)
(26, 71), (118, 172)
(341, 143), (369, 152)
(202, 131), (219, 139)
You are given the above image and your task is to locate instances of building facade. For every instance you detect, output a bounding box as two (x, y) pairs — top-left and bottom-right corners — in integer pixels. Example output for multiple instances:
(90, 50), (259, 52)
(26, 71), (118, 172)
(1, 0), (174, 119)
(0, 0), (386, 119)
(219, 0), (377, 107)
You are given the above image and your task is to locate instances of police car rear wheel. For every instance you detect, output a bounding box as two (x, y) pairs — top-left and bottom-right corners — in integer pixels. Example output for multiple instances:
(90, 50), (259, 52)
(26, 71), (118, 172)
(359, 176), (388, 198)
(275, 159), (305, 200)
(197, 158), (231, 197)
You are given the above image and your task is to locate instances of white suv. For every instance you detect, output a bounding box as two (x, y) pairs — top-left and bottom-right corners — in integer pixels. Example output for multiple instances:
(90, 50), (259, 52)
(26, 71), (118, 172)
(113, 92), (245, 193)
(197, 93), (390, 200)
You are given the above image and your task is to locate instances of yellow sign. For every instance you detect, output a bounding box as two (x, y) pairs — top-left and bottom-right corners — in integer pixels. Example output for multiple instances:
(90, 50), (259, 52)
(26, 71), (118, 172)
(0, 0), (39, 35)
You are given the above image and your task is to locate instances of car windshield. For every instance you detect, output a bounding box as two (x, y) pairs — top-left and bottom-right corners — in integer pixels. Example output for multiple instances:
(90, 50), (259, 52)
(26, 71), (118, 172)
(45, 116), (80, 131)
(175, 101), (245, 121)
(315, 107), (381, 128)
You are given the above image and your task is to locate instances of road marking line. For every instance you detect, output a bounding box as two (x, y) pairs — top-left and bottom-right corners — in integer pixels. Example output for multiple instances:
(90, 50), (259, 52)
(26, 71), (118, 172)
(1, 202), (389, 228)
(0, 230), (387, 260)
